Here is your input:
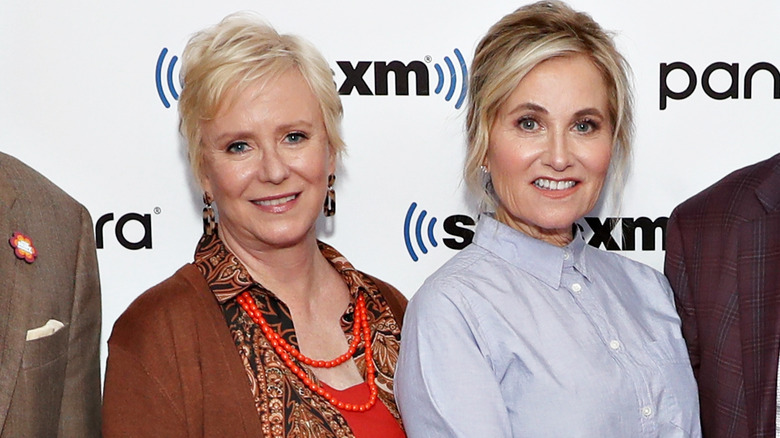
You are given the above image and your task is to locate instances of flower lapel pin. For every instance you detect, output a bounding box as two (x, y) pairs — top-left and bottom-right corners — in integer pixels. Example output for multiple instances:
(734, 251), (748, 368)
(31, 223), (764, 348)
(9, 232), (37, 263)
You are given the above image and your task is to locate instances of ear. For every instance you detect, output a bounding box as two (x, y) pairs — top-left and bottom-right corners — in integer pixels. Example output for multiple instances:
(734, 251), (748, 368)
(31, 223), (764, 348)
(482, 140), (498, 172)
(327, 146), (337, 175)
(199, 163), (213, 197)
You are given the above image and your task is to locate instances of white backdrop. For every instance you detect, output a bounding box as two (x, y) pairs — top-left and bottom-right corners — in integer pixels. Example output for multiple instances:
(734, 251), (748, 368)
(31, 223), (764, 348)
(2, 0), (779, 366)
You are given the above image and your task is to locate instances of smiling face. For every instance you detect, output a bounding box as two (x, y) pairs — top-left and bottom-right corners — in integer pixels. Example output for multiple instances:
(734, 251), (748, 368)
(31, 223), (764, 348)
(486, 54), (613, 246)
(200, 68), (334, 253)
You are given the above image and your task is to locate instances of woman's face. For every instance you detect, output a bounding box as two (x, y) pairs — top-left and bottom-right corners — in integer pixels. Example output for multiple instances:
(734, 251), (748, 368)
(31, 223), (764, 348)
(200, 68), (334, 253)
(486, 54), (613, 246)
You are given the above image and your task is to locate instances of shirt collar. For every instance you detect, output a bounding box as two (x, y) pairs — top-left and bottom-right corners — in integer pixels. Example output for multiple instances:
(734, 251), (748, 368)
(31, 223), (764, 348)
(473, 215), (591, 289)
(193, 227), (373, 303)
(193, 229), (253, 303)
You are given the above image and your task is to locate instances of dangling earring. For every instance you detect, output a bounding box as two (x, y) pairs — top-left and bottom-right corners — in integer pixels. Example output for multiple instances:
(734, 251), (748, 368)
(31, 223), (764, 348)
(480, 165), (494, 194)
(323, 174), (336, 217)
(202, 192), (216, 236)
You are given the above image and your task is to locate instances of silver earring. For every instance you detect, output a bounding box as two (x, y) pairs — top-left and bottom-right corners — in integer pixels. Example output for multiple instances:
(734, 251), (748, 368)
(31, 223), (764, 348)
(480, 165), (494, 194)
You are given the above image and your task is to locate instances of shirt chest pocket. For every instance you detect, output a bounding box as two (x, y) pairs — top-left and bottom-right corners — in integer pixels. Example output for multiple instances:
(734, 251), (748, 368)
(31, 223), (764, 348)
(644, 337), (700, 437)
(644, 337), (697, 402)
(645, 336), (691, 365)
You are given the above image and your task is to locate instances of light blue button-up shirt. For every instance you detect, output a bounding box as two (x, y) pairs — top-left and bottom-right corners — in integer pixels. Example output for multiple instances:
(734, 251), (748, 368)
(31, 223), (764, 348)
(396, 216), (701, 437)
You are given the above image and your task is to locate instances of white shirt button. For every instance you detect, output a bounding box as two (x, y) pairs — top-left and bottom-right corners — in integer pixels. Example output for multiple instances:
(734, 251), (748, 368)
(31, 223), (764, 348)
(563, 251), (570, 260)
(571, 283), (582, 292)
(641, 406), (653, 417)
(609, 340), (620, 350)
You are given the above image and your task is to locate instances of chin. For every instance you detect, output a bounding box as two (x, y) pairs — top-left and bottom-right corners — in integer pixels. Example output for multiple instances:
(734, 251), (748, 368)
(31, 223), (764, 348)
(258, 224), (318, 249)
(531, 213), (579, 230)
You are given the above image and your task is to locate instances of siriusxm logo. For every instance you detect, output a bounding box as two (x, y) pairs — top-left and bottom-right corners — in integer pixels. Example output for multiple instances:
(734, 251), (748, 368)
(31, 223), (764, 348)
(580, 216), (668, 251)
(155, 48), (181, 109)
(154, 47), (468, 110)
(434, 49), (469, 109)
(403, 202), (669, 262)
(337, 49), (468, 109)
(403, 202), (475, 261)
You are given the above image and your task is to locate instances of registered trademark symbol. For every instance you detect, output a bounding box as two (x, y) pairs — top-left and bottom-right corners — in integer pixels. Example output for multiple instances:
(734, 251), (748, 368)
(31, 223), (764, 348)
(154, 207), (161, 215)
(424, 55), (432, 63)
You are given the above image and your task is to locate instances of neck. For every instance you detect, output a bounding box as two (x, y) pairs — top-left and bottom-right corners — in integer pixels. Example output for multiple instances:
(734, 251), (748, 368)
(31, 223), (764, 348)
(495, 210), (573, 247)
(218, 226), (332, 307)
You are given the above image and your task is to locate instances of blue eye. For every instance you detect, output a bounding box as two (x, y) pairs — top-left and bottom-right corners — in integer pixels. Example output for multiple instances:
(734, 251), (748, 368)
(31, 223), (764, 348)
(518, 118), (538, 131)
(285, 132), (307, 143)
(574, 120), (598, 133)
(226, 141), (249, 153)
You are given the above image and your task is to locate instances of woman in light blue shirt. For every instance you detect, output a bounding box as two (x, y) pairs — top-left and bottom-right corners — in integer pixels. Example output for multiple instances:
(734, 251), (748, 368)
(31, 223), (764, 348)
(395, 1), (701, 437)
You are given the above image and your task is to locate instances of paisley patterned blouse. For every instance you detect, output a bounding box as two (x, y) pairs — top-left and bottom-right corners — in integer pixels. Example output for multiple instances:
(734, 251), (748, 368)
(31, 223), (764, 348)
(193, 230), (403, 437)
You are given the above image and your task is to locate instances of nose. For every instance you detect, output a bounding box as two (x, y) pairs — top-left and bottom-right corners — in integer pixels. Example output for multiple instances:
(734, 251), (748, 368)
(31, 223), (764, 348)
(544, 131), (573, 171)
(258, 147), (290, 184)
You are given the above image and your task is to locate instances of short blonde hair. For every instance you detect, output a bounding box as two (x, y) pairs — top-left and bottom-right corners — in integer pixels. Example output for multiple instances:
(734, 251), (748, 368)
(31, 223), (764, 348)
(465, 1), (633, 211)
(178, 12), (344, 186)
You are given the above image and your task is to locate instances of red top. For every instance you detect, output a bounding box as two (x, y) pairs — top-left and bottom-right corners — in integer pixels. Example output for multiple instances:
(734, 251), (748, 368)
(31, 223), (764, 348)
(323, 382), (406, 438)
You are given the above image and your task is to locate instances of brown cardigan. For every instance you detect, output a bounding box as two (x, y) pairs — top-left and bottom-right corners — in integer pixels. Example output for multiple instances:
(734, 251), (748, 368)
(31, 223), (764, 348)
(102, 263), (406, 437)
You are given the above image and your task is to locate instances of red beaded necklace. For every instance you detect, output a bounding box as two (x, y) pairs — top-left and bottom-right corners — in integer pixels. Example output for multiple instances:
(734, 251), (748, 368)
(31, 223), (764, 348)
(236, 291), (378, 412)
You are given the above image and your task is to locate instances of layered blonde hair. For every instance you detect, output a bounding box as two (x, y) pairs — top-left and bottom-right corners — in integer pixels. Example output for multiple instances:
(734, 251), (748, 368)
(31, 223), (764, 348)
(178, 12), (345, 186)
(465, 1), (633, 211)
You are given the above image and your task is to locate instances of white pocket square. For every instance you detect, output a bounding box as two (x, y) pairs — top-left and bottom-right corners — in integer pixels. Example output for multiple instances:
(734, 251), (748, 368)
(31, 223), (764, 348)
(26, 319), (65, 341)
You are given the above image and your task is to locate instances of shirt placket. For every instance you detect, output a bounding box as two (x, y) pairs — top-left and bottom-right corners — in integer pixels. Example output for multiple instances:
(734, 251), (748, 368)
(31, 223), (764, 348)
(560, 250), (656, 436)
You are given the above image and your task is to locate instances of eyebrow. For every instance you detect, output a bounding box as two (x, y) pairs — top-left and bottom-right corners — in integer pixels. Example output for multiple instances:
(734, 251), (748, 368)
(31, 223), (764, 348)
(505, 102), (548, 115)
(572, 108), (606, 119)
(505, 102), (606, 119)
(276, 120), (315, 132)
(207, 130), (252, 146)
(206, 120), (317, 145)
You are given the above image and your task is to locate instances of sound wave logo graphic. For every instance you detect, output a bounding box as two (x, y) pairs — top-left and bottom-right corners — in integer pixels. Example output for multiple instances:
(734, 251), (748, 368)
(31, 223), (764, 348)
(433, 49), (468, 110)
(155, 48), (181, 108)
(403, 202), (438, 262)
